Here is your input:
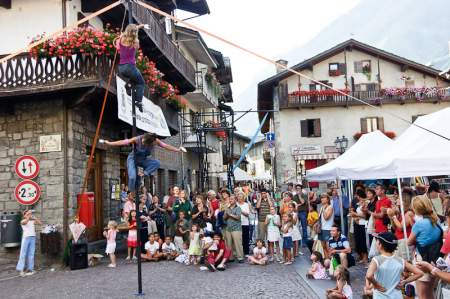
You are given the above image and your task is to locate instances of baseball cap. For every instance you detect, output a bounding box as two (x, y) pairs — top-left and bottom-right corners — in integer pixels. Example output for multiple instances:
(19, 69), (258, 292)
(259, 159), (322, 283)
(373, 232), (397, 244)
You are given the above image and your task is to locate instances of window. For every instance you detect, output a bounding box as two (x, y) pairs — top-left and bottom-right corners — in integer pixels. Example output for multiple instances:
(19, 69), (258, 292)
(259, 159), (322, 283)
(354, 60), (371, 73)
(329, 63), (346, 76)
(301, 119), (321, 137)
(405, 80), (415, 88)
(360, 117), (384, 133)
(354, 83), (378, 92)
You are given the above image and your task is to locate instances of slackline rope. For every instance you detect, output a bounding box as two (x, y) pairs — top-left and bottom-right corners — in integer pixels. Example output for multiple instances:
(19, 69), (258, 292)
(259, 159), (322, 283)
(80, 7), (128, 195)
(136, 0), (450, 142)
(0, 1), (121, 65)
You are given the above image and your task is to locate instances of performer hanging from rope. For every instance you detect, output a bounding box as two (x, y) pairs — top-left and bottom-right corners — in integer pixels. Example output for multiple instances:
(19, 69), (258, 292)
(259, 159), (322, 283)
(101, 133), (186, 193)
(114, 23), (148, 112)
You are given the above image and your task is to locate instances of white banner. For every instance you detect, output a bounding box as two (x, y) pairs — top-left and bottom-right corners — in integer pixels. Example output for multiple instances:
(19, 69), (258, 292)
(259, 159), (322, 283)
(117, 76), (171, 137)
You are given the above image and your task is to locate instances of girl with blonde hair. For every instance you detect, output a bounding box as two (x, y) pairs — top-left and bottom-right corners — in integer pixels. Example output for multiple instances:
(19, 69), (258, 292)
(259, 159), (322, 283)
(114, 23), (147, 112)
(408, 195), (443, 299)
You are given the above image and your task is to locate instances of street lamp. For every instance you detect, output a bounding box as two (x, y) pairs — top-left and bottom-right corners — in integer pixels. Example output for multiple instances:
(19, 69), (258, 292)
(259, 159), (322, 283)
(334, 135), (349, 154)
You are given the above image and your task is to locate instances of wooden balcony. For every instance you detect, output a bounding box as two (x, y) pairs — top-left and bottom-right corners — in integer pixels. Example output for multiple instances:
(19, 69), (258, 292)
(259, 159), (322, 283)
(0, 52), (180, 131)
(280, 90), (450, 109)
(0, 53), (115, 97)
(132, 2), (195, 91)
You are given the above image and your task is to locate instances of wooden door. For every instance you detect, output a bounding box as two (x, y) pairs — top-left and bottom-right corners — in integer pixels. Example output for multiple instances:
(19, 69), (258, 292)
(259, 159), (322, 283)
(86, 150), (103, 241)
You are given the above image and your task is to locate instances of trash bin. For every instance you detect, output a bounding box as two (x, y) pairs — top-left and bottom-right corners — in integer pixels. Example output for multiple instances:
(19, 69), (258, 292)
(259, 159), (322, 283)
(0, 211), (21, 248)
(40, 232), (61, 256)
(70, 243), (88, 270)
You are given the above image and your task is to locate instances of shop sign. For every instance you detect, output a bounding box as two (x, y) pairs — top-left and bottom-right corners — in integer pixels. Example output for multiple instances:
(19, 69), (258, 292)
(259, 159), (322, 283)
(324, 146), (340, 154)
(15, 155), (40, 179)
(39, 134), (62, 153)
(15, 180), (41, 205)
(291, 144), (321, 156)
(116, 76), (171, 137)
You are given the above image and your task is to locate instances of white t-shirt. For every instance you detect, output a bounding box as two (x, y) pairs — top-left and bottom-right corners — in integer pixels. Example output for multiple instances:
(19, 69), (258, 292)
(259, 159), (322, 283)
(145, 241), (160, 255)
(22, 220), (36, 238)
(162, 242), (176, 253)
(253, 246), (267, 257)
(238, 202), (250, 226)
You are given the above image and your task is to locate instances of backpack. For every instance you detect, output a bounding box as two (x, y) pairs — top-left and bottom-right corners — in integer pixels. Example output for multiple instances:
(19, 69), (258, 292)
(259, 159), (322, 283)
(417, 224), (444, 263)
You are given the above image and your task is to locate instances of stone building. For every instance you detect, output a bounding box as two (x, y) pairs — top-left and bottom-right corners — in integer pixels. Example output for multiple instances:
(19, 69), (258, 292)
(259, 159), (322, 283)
(0, 0), (211, 261)
(257, 39), (450, 187)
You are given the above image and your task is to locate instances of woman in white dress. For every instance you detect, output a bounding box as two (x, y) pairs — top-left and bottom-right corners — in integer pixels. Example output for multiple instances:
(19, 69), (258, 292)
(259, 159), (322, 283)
(288, 202), (302, 259)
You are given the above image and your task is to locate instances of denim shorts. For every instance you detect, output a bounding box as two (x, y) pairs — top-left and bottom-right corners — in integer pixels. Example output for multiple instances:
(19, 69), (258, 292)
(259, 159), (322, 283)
(319, 229), (331, 241)
(283, 236), (293, 249)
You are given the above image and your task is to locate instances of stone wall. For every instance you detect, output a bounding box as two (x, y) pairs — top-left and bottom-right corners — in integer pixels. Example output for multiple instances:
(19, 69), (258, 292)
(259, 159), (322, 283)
(0, 98), (65, 261)
(67, 102), (122, 224)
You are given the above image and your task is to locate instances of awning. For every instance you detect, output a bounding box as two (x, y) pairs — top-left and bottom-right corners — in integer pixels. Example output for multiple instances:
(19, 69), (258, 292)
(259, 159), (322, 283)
(294, 153), (339, 160)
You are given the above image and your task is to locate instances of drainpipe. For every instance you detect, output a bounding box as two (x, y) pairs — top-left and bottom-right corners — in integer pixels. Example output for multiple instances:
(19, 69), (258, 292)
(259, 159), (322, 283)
(62, 0), (67, 28)
(63, 101), (69, 248)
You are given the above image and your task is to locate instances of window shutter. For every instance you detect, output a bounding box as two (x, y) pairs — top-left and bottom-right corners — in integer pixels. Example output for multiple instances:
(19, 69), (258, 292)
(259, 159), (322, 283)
(377, 117), (385, 131)
(300, 120), (308, 137)
(339, 63), (346, 74)
(313, 119), (321, 137)
(360, 118), (368, 133)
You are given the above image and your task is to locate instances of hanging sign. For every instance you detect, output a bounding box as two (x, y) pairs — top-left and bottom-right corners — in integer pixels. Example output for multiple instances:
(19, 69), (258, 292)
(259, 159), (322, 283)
(15, 155), (40, 179)
(15, 180), (41, 205)
(266, 133), (275, 141)
(116, 76), (171, 137)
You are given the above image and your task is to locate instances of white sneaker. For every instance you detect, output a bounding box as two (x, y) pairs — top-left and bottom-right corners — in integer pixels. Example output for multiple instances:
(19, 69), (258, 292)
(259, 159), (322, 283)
(125, 256), (131, 261)
(19, 271), (26, 277)
(25, 271), (35, 276)
(107, 264), (116, 268)
(132, 256), (137, 261)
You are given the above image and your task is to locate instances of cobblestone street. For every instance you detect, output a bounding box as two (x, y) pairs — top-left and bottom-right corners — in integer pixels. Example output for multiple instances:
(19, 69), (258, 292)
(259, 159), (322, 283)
(0, 258), (318, 299)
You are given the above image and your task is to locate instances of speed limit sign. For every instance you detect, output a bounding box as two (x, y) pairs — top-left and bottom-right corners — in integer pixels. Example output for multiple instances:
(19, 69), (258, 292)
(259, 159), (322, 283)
(15, 180), (41, 205)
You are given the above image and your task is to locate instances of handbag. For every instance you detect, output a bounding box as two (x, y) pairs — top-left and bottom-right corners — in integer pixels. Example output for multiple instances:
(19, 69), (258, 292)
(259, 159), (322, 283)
(313, 207), (323, 234)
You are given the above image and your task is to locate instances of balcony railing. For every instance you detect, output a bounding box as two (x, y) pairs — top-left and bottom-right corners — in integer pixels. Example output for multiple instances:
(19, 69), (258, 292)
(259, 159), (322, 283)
(280, 90), (450, 109)
(193, 69), (220, 107)
(181, 127), (220, 153)
(0, 53), (114, 96)
(132, 2), (195, 88)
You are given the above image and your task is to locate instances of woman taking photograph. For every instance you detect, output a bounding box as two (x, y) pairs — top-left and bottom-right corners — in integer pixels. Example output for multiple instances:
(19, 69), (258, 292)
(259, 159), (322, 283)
(349, 189), (369, 264)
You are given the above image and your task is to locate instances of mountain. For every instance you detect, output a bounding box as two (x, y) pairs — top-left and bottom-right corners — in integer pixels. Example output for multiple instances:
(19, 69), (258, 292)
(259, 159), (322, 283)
(234, 0), (450, 136)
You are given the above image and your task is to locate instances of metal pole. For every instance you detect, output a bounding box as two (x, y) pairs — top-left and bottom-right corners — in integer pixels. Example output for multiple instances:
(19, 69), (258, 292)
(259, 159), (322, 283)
(396, 177), (410, 261)
(126, 0), (143, 296)
(337, 178), (345, 234)
(179, 113), (185, 189)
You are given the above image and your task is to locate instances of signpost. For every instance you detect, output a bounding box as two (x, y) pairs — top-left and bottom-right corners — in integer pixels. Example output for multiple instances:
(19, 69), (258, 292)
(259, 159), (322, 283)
(15, 180), (41, 205)
(15, 155), (40, 179)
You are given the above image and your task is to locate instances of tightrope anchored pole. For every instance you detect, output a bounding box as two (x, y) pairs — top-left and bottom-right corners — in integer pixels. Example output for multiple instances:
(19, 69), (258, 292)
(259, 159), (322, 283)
(125, 0), (143, 296)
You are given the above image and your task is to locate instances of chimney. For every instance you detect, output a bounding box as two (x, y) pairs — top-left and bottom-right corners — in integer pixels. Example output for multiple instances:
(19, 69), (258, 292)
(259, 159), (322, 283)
(275, 59), (288, 74)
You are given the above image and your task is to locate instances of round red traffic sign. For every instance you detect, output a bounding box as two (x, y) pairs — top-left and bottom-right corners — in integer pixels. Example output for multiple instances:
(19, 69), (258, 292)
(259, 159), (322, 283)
(15, 155), (40, 179)
(15, 180), (41, 205)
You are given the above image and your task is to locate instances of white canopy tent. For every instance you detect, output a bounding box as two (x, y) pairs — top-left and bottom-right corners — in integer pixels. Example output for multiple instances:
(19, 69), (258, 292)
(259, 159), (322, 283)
(220, 167), (254, 182)
(340, 107), (450, 180)
(254, 171), (272, 181)
(306, 130), (394, 181)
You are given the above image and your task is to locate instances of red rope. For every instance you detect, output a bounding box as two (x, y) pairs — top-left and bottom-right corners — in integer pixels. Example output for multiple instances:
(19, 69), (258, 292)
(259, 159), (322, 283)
(80, 8), (128, 195)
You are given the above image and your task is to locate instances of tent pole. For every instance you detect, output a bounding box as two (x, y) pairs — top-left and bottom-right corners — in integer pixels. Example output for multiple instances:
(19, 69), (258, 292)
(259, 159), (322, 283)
(337, 178), (345, 234)
(396, 177), (410, 261)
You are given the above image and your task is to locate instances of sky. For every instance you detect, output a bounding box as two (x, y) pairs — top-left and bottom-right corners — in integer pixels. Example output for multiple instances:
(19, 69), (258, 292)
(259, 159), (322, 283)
(177, 0), (361, 136)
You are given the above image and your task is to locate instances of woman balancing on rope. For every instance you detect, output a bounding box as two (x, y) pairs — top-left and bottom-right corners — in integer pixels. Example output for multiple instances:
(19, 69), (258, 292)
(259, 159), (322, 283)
(114, 24), (148, 112)
(101, 133), (186, 193)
